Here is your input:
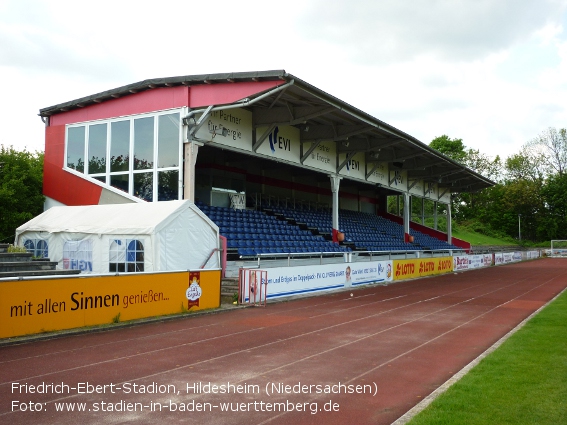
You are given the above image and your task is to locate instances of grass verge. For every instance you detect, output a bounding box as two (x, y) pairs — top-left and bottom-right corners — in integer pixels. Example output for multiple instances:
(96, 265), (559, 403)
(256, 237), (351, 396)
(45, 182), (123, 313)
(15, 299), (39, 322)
(407, 289), (567, 425)
(451, 228), (516, 246)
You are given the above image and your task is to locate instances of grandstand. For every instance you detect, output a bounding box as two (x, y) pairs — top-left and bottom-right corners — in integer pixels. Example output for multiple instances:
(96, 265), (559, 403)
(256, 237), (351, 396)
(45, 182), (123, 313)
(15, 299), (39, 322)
(196, 201), (461, 260)
(37, 70), (493, 275)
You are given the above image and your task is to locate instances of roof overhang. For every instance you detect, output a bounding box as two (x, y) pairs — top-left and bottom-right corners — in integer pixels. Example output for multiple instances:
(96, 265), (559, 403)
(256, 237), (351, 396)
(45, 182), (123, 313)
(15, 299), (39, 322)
(39, 70), (495, 194)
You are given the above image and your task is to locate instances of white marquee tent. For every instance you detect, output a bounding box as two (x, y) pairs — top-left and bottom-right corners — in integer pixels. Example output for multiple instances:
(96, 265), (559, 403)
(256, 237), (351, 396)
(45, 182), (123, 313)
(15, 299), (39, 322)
(15, 200), (220, 274)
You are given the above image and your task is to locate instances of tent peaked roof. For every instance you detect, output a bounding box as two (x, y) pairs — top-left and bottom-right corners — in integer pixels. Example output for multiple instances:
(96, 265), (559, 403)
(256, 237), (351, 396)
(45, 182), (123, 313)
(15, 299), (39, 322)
(16, 200), (210, 236)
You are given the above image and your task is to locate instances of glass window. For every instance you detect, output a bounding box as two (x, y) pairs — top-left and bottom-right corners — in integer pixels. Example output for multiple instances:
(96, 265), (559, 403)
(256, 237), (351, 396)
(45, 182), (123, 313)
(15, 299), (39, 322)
(158, 113), (180, 168)
(134, 172), (153, 202)
(158, 170), (178, 201)
(67, 126), (85, 172)
(36, 240), (48, 258)
(65, 110), (181, 203)
(63, 240), (93, 272)
(111, 174), (129, 194)
(109, 239), (144, 272)
(110, 120), (130, 172)
(24, 239), (35, 254)
(134, 117), (154, 170)
(88, 123), (107, 174)
(109, 239), (126, 272)
(127, 240), (144, 272)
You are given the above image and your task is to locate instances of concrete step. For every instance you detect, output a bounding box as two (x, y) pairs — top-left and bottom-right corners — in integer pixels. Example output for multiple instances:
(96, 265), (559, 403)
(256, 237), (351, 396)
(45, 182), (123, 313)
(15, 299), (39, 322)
(221, 278), (239, 304)
(0, 261), (58, 273)
(0, 243), (9, 254)
(0, 252), (34, 263)
(0, 269), (81, 279)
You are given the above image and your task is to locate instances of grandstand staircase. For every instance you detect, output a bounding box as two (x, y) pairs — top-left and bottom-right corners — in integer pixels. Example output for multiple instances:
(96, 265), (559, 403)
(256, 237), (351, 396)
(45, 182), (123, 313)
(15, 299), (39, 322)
(220, 277), (239, 304)
(0, 243), (81, 279)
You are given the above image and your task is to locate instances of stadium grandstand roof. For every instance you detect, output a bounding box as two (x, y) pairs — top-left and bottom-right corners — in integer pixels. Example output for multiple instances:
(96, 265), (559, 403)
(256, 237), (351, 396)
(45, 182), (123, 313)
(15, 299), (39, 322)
(39, 70), (494, 193)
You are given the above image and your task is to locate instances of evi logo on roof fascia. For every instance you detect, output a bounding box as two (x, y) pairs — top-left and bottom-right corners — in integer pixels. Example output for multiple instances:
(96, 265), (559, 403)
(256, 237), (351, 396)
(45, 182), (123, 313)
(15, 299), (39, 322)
(258, 125), (300, 162)
(268, 126), (292, 154)
(345, 158), (360, 173)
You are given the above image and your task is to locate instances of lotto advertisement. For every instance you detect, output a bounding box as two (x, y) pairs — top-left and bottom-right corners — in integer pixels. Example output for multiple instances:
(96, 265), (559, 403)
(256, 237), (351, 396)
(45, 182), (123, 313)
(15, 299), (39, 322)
(393, 257), (453, 281)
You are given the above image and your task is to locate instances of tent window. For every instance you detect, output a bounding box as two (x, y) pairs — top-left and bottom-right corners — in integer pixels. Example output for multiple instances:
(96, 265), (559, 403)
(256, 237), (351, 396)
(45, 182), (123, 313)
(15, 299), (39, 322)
(109, 239), (144, 273)
(63, 240), (93, 272)
(23, 239), (49, 258)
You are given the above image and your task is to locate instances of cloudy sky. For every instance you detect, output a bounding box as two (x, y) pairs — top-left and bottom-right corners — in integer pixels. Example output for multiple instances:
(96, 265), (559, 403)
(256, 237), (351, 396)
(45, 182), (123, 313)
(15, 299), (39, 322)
(1, 0), (566, 161)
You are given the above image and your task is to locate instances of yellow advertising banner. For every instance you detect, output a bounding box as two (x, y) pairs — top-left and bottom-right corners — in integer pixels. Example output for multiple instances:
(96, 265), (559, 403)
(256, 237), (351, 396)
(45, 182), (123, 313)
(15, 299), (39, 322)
(393, 257), (453, 281)
(0, 270), (221, 339)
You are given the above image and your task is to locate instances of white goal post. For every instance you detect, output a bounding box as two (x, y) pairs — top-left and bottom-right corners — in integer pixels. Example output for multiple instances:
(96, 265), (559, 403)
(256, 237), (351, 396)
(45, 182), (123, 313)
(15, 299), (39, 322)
(550, 240), (567, 257)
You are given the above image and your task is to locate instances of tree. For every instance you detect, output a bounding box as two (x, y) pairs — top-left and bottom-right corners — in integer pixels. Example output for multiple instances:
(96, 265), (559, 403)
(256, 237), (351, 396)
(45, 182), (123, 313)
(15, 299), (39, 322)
(505, 148), (546, 182)
(464, 148), (502, 181)
(541, 173), (567, 239)
(0, 146), (44, 243)
(527, 127), (567, 177)
(430, 135), (467, 163)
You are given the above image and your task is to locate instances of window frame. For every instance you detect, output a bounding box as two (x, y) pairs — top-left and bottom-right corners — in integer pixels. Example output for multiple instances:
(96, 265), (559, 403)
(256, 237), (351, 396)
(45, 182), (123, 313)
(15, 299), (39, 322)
(23, 239), (49, 258)
(109, 238), (145, 273)
(64, 108), (183, 202)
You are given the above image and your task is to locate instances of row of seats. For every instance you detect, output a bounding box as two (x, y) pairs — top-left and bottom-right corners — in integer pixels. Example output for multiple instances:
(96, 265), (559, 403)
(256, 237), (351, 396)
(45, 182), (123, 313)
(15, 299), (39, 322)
(198, 202), (459, 257)
(224, 233), (325, 242)
(197, 203), (350, 257)
(272, 206), (459, 251)
(229, 240), (342, 249)
(238, 246), (347, 256)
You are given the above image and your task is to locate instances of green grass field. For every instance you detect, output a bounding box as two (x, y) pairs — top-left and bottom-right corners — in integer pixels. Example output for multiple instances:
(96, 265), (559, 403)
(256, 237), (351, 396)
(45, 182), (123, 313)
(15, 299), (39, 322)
(406, 289), (567, 425)
(451, 228), (516, 246)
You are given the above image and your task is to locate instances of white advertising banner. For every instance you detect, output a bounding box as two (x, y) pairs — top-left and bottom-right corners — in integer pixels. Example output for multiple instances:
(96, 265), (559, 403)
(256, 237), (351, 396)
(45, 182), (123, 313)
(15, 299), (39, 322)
(256, 125), (301, 164)
(468, 254), (484, 269)
(409, 179), (425, 196)
(438, 187), (451, 203)
(339, 152), (366, 180)
(524, 250), (539, 260)
(195, 108), (253, 151)
(494, 252), (504, 265)
(389, 169), (408, 192)
(453, 255), (470, 271)
(453, 254), (491, 271)
(303, 141), (336, 173)
(367, 162), (389, 185)
(243, 261), (393, 300)
(425, 182), (438, 200)
(502, 252), (523, 263)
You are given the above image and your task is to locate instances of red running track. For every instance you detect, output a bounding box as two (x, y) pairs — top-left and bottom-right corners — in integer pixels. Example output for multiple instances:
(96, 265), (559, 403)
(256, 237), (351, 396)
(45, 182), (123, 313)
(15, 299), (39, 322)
(1, 259), (566, 425)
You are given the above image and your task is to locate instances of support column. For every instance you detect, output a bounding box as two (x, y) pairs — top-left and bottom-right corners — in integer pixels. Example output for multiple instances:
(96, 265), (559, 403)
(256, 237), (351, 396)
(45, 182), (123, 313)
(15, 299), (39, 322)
(183, 141), (202, 202)
(403, 192), (410, 242)
(447, 203), (452, 244)
(329, 175), (342, 243)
